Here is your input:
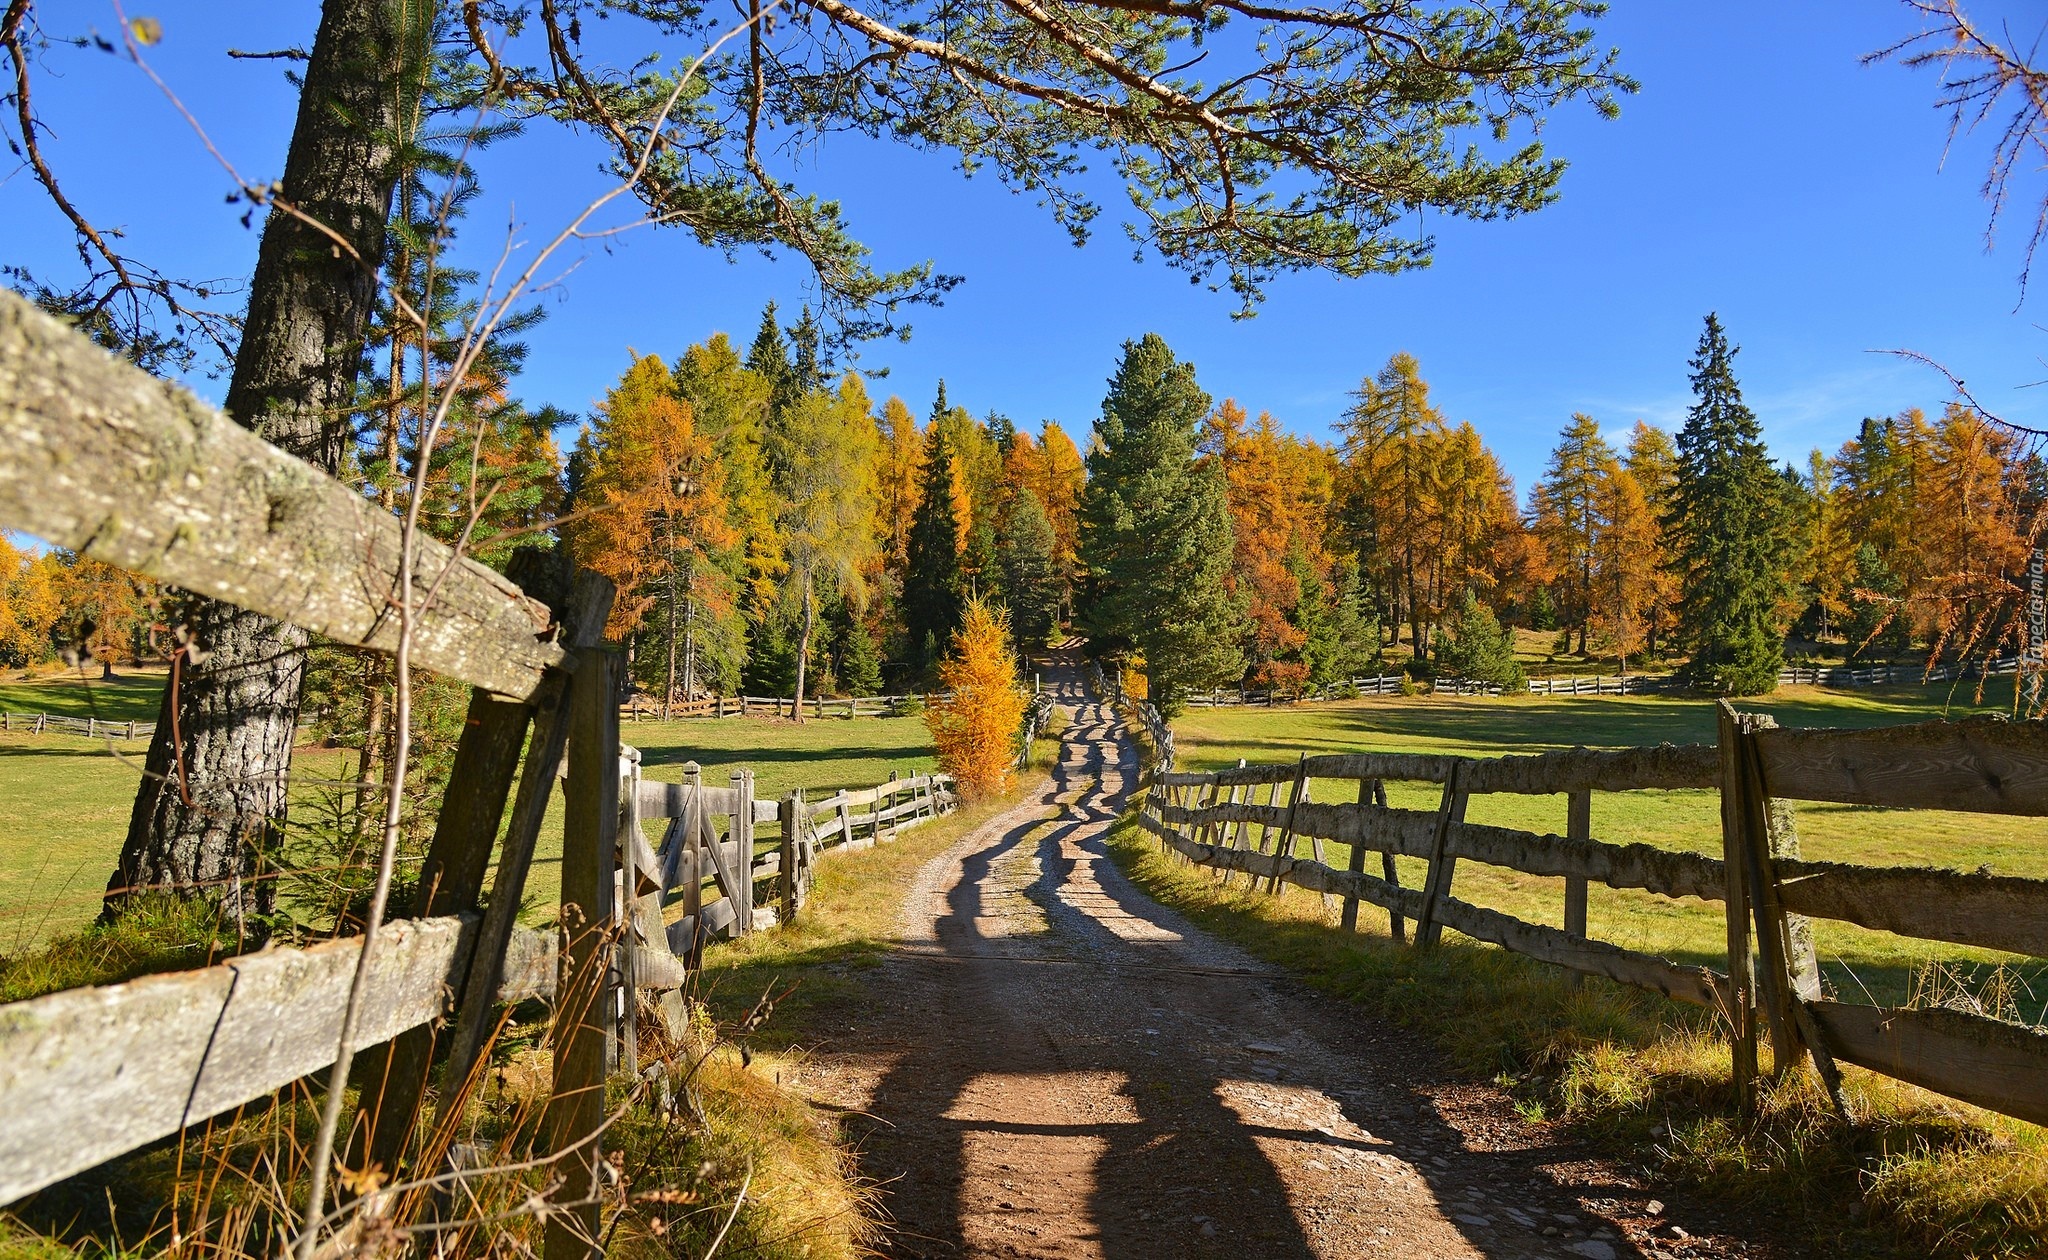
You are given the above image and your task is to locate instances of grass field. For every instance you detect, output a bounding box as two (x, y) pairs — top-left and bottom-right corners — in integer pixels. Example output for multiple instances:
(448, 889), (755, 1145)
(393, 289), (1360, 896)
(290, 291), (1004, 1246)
(1166, 678), (2048, 1019)
(0, 670), (941, 951)
(0, 667), (168, 722)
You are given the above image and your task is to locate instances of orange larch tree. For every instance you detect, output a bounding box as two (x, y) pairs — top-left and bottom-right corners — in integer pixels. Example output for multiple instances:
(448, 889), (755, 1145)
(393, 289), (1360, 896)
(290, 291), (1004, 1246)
(572, 354), (738, 715)
(1205, 400), (1306, 688)
(925, 596), (1029, 798)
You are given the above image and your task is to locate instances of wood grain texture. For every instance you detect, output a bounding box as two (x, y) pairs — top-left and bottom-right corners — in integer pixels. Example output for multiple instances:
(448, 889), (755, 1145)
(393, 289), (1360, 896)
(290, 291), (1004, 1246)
(1444, 819), (1728, 902)
(1754, 716), (2048, 814)
(1772, 860), (2048, 958)
(546, 647), (621, 1258)
(0, 289), (562, 699)
(0, 916), (476, 1205)
(1427, 895), (1727, 1009)
(1460, 744), (1720, 794)
(1808, 1001), (2048, 1127)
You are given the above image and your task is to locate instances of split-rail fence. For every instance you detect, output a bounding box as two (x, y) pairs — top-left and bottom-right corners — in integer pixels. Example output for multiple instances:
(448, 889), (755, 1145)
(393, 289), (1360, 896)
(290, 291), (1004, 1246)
(0, 288), (965, 1253)
(1131, 693), (2048, 1127)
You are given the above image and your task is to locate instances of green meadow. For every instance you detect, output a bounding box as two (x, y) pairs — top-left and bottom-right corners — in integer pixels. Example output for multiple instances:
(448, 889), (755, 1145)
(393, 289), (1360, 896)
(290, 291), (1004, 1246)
(1164, 678), (2048, 1018)
(0, 667), (938, 951)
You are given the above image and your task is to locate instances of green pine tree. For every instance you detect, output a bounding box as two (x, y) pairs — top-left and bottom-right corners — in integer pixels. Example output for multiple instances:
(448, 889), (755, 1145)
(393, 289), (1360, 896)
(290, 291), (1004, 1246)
(1667, 313), (1796, 695)
(831, 597), (885, 695)
(1292, 553), (1379, 683)
(902, 404), (964, 671)
(1435, 589), (1525, 689)
(1077, 333), (1245, 713)
(741, 612), (799, 697)
(998, 488), (1061, 649)
(787, 303), (824, 395)
(748, 301), (799, 486)
(1528, 585), (1559, 631)
(1844, 543), (1908, 660)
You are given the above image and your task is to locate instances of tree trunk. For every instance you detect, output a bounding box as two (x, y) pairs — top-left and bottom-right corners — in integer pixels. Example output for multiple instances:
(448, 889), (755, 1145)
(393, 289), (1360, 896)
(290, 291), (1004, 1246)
(354, 656), (387, 837)
(664, 566), (678, 721)
(106, 0), (401, 922)
(792, 577), (814, 724)
(683, 554), (697, 701)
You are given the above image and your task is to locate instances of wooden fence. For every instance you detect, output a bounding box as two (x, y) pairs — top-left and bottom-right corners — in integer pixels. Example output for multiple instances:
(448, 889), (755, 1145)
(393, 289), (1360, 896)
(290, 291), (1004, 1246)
(626, 692), (941, 721)
(776, 772), (958, 923)
(1131, 700), (2048, 1127)
(0, 711), (152, 738)
(0, 287), (691, 1249)
(1016, 691), (1056, 770)
(1167, 657), (2031, 708)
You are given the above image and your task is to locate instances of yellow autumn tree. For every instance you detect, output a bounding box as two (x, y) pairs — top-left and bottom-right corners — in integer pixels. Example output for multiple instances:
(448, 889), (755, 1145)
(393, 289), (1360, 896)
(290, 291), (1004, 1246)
(925, 596), (1029, 798)
(0, 537), (64, 667)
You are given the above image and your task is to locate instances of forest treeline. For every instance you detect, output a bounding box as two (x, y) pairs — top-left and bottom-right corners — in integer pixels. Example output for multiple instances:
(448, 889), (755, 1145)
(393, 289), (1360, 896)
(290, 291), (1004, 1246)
(6, 309), (2039, 726)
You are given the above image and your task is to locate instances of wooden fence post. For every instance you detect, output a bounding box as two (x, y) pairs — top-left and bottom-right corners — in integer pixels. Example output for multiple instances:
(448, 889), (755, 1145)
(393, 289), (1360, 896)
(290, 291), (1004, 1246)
(617, 748), (642, 1073)
(1341, 777), (1370, 931)
(678, 762), (704, 968)
(1267, 756), (1309, 896)
(1729, 711), (1847, 1113)
(431, 565), (612, 1137)
(1715, 702), (1759, 1116)
(1367, 781), (1402, 940)
(780, 792), (800, 926)
(1564, 788), (1591, 989)
(1412, 764), (1468, 948)
(732, 767), (755, 935)
(545, 645), (621, 1260)
(351, 687), (534, 1181)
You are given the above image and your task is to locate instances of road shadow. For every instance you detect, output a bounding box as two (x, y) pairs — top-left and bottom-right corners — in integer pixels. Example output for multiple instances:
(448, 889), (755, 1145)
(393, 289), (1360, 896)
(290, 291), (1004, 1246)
(843, 669), (1655, 1259)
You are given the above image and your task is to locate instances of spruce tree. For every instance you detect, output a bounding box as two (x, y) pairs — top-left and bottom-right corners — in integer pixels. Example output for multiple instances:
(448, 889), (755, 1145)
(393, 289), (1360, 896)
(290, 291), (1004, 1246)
(1666, 314), (1795, 695)
(998, 488), (1061, 649)
(741, 613), (798, 696)
(1844, 543), (1907, 659)
(748, 301), (799, 485)
(903, 413), (965, 671)
(787, 303), (824, 395)
(1436, 589), (1525, 689)
(832, 598), (885, 695)
(1292, 553), (1378, 683)
(1078, 333), (1246, 712)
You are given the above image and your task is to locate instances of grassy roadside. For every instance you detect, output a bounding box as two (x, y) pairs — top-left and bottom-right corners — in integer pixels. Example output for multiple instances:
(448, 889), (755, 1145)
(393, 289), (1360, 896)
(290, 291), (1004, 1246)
(694, 717), (1063, 1047)
(1, 712), (1050, 1259)
(1105, 807), (2048, 1258)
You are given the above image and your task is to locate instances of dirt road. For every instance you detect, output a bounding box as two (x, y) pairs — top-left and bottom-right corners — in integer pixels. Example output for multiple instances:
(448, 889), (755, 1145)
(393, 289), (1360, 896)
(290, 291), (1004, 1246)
(792, 670), (1778, 1259)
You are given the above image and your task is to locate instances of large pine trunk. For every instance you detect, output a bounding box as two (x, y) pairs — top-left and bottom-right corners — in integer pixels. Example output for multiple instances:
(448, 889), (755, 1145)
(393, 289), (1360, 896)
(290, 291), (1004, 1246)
(106, 0), (401, 921)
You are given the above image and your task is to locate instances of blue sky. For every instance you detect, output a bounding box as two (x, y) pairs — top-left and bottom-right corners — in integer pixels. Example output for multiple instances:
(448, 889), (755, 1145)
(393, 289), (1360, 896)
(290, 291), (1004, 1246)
(7, 2), (2048, 494)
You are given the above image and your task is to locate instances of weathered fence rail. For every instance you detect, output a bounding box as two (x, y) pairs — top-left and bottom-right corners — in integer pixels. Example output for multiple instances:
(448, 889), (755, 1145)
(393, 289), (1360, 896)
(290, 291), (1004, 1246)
(1133, 700), (2048, 1128)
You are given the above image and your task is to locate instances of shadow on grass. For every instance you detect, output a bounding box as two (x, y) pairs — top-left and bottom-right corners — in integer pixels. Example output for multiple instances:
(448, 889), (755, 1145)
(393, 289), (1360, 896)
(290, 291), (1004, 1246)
(0, 743), (149, 759)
